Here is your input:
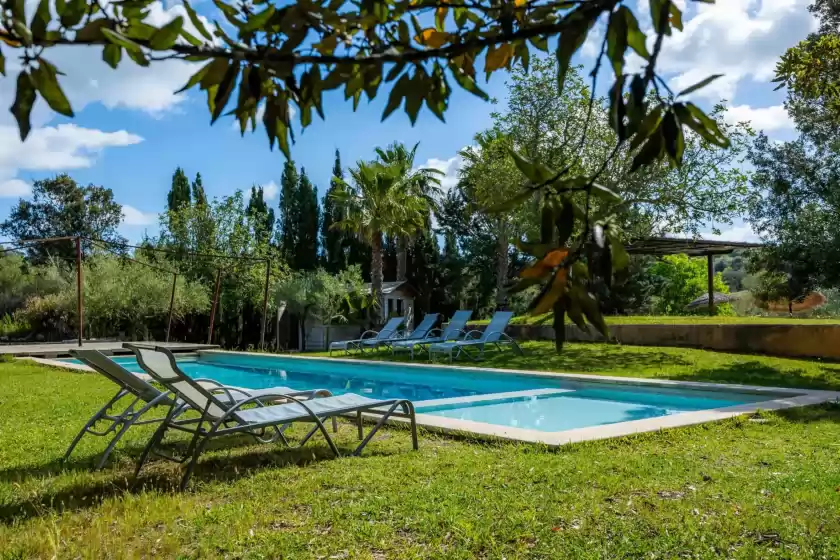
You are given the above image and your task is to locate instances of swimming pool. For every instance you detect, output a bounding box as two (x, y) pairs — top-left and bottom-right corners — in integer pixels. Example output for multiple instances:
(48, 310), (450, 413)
(60, 351), (809, 439)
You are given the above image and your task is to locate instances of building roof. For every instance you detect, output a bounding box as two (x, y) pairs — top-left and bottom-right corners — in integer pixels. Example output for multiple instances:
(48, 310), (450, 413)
(363, 280), (417, 296)
(626, 237), (762, 257)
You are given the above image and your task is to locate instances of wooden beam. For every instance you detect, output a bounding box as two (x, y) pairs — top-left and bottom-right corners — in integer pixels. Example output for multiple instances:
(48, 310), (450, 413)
(707, 254), (715, 316)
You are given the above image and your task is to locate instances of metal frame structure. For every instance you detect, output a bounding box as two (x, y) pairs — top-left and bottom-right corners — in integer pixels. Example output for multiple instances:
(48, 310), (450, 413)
(626, 237), (763, 316)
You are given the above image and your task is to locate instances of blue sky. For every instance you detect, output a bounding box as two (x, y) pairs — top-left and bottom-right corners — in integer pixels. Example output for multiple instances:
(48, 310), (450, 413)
(0, 0), (815, 244)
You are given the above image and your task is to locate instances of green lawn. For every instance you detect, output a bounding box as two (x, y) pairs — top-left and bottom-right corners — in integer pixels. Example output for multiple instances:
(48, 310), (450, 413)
(316, 341), (840, 391)
(2, 349), (840, 558)
(468, 313), (840, 326)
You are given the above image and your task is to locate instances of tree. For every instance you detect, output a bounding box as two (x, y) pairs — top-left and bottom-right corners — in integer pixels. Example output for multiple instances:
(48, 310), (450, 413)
(0, 0), (734, 351)
(649, 255), (729, 315)
(374, 142), (443, 280)
(192, 173), (208, 207)
(246, 185), (275, 245)
(167, 167), (192, 213)
(321, 150), (347, 273)
(293, 169), (320, 270)
(332, 159), (430, 323)
(277, 160), (299, 264)
(0, 174), (126, 262)
(311, 266), (367, 348)
(746, 132), (840, 296)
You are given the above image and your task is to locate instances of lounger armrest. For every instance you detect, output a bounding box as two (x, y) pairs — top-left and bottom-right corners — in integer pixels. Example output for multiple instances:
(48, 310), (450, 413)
(359, 330), (379, 340)
(426, 328), (444, 339)
(462, 329), (484, 340)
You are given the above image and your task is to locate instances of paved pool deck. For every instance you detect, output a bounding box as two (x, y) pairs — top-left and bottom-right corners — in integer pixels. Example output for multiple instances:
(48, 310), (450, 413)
(1, 341), (217, 358)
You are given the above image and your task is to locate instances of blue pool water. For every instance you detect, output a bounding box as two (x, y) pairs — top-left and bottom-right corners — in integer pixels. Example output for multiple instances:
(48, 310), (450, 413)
(63, 353), (775, 432)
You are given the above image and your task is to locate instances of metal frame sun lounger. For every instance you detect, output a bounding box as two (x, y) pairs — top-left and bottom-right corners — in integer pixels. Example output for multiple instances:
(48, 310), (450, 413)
(428, 311), (523, 362)
(127, 344), (419, 490)
(391, 310), (473, 359)
(328, 317), (404, 355)
(64, 349), (329, 469)
(375, 313), (440, 351)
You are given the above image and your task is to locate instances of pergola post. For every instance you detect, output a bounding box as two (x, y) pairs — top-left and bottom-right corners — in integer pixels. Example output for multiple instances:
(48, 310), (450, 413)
(707, 253), (715, 316)
(259, 259), (270, 350)
(76, 236), (84, 347)
(207, 268), (223, 344)
(165, 273), (177, 343)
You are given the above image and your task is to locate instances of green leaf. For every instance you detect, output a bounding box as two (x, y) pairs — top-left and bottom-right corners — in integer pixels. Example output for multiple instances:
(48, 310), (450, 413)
(448, 61), (489, 100)
(211, 62), (240, 123)
(183, 0), (213, 42)
(514, 241), (557, 259)
(556, 8), (596, 94)
(0, 47), (5, 76)
(676, 74), (724, 98)
(606, 7), (628, 77)
(125, 47), (149, 67)
(571, 285), (609, 337)
(555, 200), (574, 246)
(679, 102), (730, 148)
(102, 44), (122, 69)
(623, 7), (650, 59)
(661, 110), (684, 164)
(59, 0), (87, 28)
(199, 58), (231, 90)
(609, 235), (630, 271)
(31, 60), (73, 117)
(10, 71), (36, 141)
(485, 189), (534, 213)
(176, 62), (210, 93)
(510, 149), (540, 183)
(669, 2), (683, 31)
(565, 294), (590, 334)
(242, 5), (275, 33)
(382, 74), (409, 120)
(102, 28), (144, 53)
(150, 16), (183, 50)
(591, 183), (622, 203)
(631, 129), (664, 171)
(30, 0), (51, 40)
(629, 104), (663, 152)
(529, 35), (548, 52)
(608, 75), (627, 141)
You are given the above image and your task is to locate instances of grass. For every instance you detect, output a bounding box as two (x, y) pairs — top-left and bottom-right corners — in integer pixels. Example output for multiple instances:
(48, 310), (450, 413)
(2, 351), (840, 558)
(314, 341), (840, 391)
(468, 314), (840, 326)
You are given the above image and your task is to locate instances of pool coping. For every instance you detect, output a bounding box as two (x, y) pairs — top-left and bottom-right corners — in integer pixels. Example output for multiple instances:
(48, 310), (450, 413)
(28, 351), (840, 447)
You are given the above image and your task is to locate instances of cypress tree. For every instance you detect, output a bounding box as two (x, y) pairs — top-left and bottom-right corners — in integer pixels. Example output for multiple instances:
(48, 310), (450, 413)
(167, 167), (191, 212)
(293, 168), (320, 270)
(321, 149), (346, 272)
(191, 172), (207, 206)
(277, 160), (299, 264)
(247, 185), (275, 244)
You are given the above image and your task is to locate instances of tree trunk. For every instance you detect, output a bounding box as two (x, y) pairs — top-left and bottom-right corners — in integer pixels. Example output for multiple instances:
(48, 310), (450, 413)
(495, 223), (509, 309)
(553, 300), (566, 352)
(371, 232), (384, 323)
(397, 236), (407, 281)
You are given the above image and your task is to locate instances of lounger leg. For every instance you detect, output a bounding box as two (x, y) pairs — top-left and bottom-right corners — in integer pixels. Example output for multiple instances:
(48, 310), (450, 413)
(96, 421), (133, 470)
(133, 420), (169, 481)
(180, 432), (212, 491)
(353, 402), (400, 456)
(357, 411), (364, 440)
(63, 389), (126, 464)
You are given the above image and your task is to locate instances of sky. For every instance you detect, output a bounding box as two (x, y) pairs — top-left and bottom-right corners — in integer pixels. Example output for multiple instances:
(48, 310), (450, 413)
(0, 0), (817, 245)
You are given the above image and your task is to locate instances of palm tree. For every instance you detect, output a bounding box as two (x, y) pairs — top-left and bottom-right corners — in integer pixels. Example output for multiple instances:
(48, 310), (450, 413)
(331, 160), (430, 323)
(374, 142), (443, 280)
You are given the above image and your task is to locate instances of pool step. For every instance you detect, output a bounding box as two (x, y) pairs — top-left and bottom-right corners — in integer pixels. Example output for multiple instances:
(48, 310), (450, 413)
(416, 388), (574, 409)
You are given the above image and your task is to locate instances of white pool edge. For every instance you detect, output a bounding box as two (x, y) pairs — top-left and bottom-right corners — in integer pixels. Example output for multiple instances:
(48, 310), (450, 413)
(28, 352), (840, 447)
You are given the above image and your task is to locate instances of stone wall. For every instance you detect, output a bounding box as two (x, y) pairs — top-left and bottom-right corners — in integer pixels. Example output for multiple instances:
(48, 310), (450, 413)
(492, 323), (840, 361)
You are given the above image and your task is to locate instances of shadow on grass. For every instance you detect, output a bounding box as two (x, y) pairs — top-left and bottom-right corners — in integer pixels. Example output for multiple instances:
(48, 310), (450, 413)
(0, 438), (365, 525)
(773, 401), (840, 423)
(670, 361), (840, 391)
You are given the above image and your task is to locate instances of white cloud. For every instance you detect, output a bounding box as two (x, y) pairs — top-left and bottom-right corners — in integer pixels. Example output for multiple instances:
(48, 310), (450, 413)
(706, 224), (761, 243)
(262, 180), (279, 201)
(655, 0), (817, 102)
(0, 179), (32, 198)
(724, 104), (793, 132)
(419, 155), (463, 192)
(0, 123), (143, 196)
(122, 205), (158, 226)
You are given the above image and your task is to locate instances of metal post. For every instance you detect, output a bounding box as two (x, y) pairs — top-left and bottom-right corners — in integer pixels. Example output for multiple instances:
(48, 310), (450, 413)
(166, 273), (177, 343)
(259, 260), (270, 350)
(76, 236), (83, 347)
(707, 253), (715, 316)
(207, 268), (222, 344)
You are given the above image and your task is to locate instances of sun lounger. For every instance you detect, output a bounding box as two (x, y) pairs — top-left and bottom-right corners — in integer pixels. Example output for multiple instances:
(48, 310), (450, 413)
(428, 311), (523, 362)
(391, 310), (472, 358)
(328, 317), (404, 355)
(126, 344), (418, 490)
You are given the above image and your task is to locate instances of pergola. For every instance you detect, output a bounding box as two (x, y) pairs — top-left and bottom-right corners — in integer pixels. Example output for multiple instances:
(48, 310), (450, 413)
(625, 237), (763, 315)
